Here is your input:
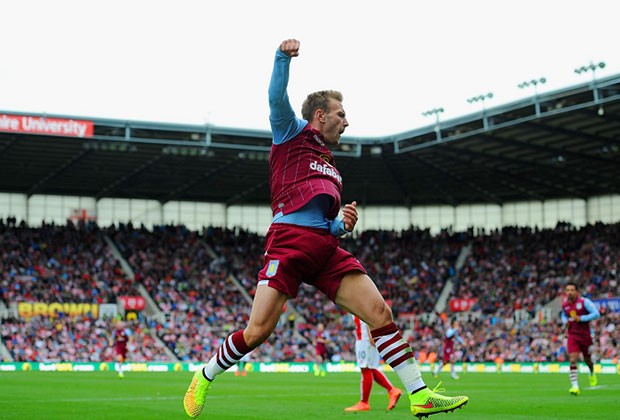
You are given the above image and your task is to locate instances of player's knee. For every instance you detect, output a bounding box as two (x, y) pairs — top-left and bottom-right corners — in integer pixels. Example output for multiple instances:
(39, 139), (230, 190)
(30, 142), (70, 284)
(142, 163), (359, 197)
(366, 301), (393, 330)
(378, 301), (393, 322)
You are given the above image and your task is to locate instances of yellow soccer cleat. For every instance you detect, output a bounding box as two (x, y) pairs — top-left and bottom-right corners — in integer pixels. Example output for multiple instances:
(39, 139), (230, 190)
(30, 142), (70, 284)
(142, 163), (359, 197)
(589, 374), (597, 387)
(409, 382), (468, 418)
(183, 368), (213, 418)
(569, 386), (580, 396)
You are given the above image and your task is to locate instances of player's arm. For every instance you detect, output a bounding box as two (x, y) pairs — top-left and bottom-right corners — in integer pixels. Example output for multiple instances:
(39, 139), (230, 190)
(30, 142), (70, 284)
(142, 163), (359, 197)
(330, 201), (358, 236)
(578, 298), (601, 322)
(268, 39), (306, 145)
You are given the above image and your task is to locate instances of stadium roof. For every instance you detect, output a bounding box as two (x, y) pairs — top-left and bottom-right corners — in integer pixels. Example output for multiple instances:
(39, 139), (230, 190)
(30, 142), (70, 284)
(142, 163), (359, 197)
(1, 73), (619, 207)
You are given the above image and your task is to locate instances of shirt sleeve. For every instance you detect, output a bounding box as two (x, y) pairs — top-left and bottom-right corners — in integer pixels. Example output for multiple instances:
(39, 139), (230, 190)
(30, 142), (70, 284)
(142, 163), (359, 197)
(268, 49), (306, 144)
(581, 298), (601, 322)
(446, 328), (455, 339)
(329, 216), (350, 237)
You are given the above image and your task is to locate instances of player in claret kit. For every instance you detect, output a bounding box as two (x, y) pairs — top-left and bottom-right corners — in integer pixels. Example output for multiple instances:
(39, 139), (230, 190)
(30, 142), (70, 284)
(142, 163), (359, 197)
(183, 38), (469, 419)
(433, 320), (464, 380)
(561, 282), (600, 395)
(314, 322), (329, 377)
(111, 321), (129, 378)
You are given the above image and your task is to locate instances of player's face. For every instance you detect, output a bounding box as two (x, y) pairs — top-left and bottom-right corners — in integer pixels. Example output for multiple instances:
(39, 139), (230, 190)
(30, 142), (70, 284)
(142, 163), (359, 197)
(321, 99), (348, 146)
(565, 285), (578, 302)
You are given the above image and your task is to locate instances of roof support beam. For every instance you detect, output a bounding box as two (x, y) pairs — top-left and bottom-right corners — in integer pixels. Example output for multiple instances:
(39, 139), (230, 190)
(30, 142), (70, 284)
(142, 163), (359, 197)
(26, 149), (91, 197)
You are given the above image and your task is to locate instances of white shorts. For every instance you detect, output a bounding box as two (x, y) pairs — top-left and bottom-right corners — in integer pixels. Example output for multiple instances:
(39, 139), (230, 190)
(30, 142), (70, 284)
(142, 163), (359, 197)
(355, 340), (381, 369)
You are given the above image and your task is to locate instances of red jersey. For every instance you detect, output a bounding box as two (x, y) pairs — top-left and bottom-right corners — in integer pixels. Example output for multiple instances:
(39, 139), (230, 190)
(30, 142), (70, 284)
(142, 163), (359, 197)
(442, 327), (460, 361)
(561, 297), (591, 339)
(114, 328), (128, 354)
(444, 335), (455, 352)
(269, 125), (342, 219)
(315, 330), (328, 357)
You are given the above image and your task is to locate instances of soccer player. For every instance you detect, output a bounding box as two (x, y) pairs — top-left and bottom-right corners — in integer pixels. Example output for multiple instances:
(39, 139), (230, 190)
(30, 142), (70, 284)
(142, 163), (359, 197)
(561, 281), (600, 395)
(111, 321), (128, 379)
(313, 322), (329, 377)
(433, 320), (464, 379)
(344, 315), (403, 412)
(183, 38), (469, 418)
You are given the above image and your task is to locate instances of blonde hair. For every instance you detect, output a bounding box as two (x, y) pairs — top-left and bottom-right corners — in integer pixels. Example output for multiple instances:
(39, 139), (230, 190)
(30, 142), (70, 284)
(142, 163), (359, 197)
(301, 90), (343, 121)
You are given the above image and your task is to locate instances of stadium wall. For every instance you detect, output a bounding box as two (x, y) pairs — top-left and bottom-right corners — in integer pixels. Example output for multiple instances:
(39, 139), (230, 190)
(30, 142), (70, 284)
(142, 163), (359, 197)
(0, 192), (619, 234)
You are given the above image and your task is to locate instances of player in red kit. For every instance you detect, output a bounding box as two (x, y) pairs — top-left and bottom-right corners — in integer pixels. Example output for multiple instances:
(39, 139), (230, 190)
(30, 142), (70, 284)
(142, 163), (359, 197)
(344, 315), (403, 412)
(561, 282), (600, 395)
(433, 320), (464, 379)
(183, 38), (468, 418)
(111, 321), (128, 378)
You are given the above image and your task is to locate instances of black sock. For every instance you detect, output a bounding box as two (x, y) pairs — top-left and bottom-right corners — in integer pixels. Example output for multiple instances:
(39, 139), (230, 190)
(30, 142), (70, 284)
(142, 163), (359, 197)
(411, 385), (428, 395)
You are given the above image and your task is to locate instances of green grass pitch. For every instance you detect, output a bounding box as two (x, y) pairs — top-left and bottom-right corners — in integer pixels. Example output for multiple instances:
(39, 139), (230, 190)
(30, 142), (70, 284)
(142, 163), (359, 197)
(1, 371), (618, 419)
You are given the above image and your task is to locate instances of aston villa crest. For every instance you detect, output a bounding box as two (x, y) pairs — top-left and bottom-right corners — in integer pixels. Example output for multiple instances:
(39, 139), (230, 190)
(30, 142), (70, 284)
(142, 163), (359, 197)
(266, 260), (280, 277)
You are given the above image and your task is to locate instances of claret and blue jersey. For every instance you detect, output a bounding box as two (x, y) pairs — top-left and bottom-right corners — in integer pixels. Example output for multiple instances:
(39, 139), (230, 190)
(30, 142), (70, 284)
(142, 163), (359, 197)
(268, 49), (348, 237)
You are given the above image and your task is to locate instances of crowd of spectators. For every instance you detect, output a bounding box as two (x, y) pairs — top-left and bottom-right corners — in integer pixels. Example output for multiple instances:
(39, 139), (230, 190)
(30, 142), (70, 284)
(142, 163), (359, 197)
(1, 218), (618, 366)
(0, 220), (139, 307)
(451, 222), (619, 318)
(1, 316), (168, 362)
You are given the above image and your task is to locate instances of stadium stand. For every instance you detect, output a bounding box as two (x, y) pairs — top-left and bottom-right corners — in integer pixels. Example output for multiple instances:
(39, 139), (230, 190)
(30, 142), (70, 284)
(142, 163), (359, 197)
(1, 220), (617, 364)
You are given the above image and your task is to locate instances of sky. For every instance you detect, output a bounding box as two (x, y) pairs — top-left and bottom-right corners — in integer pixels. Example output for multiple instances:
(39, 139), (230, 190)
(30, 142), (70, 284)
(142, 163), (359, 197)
(1, 0), (618, 137)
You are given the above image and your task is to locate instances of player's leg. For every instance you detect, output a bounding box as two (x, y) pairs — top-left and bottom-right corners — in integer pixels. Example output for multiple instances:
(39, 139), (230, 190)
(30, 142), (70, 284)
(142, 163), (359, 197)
(566, 334), (582, 395)
(568, 351), (581, 395)
(361, 368), (373, 402)
(320, 347), (328, 376)
(370, 368), (403, 411)
(206, 285), (287, 379)
(433, 359), (443, 377)
(345, 368), (373, 411)
(346, 340), (371, 411)
(335, 272), (468, 417)
(114, 354), (120, 375)
(583, 346), (597, 386)
(366, 343), (401, 398)
(450, 354), (459, 379)
(314, 351), (327, 376)
(335, 273), (419, 387)
(235, 361), (244, 376)
(184, 285), (288, 418)
(115, 354), (124, 378)
(372, 368), (393, 391)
